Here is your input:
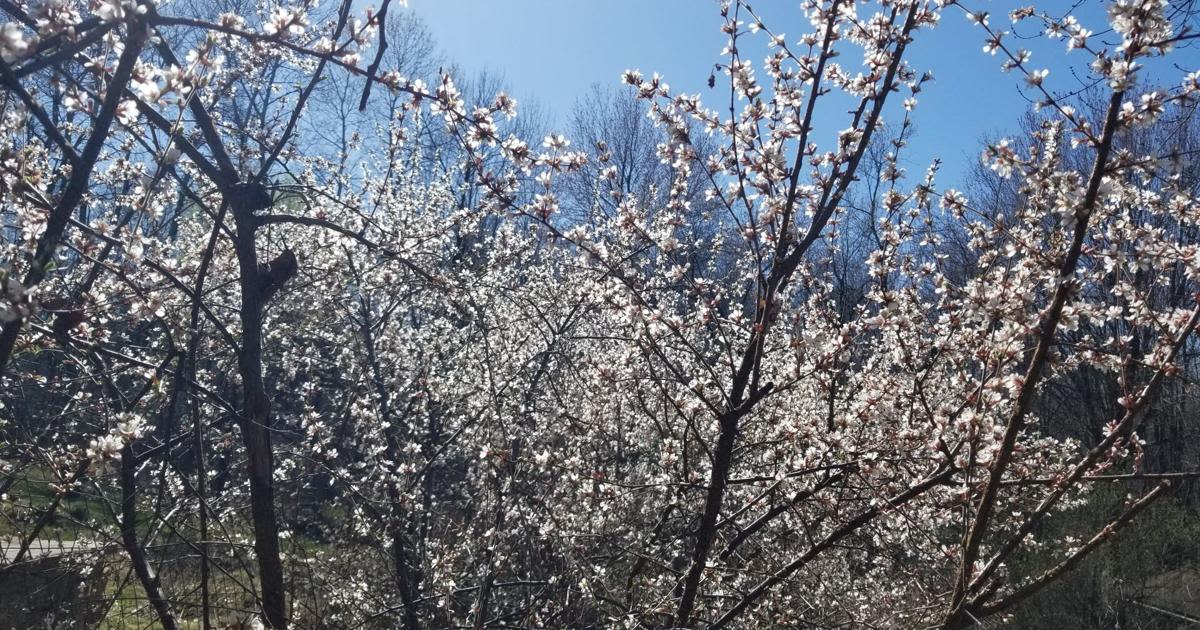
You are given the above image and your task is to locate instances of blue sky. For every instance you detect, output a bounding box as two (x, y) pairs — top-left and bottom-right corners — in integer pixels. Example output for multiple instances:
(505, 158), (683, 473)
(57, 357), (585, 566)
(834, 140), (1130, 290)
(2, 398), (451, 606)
(407, 1), (1195, 187)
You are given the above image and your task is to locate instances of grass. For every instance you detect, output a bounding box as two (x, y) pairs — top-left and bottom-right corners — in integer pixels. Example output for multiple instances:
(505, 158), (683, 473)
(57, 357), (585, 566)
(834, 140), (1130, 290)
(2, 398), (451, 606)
(0, 464), (114, 542)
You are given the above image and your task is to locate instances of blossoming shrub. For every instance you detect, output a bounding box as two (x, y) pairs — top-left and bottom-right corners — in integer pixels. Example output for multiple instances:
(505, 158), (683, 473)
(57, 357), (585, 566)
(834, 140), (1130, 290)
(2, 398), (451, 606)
(1, 0), (1199, 628)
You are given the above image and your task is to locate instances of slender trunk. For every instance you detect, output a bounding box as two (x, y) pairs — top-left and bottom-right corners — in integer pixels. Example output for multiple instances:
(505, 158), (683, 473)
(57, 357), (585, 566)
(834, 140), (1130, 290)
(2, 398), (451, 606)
(358, 295), (422, 629)
(230, 192), (288, 630)
(673, 415), (737, 627)
(185, 204), (227, 630)
(391, 531), (421, 630)
(942, 88), (1127, 629)
(193, 398), (212, 630)
(120, 447), (181, 630)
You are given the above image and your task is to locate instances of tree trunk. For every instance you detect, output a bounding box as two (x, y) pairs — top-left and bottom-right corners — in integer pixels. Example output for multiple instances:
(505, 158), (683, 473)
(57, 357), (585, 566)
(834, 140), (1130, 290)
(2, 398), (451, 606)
(230, 188), (289, 630)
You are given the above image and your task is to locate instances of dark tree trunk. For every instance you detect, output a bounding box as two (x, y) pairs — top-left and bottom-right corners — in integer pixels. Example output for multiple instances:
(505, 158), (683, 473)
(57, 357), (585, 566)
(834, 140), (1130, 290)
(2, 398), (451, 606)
(230, 186), (290, 630)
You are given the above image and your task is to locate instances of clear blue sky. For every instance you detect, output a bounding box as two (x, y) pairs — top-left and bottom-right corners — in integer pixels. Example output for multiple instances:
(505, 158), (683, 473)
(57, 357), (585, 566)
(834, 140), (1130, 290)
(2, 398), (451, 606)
(407, 1), (1195, 187)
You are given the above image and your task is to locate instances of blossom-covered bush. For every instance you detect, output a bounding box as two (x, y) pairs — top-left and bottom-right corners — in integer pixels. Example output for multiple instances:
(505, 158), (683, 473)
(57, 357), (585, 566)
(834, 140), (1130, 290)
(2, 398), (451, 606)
(2, 0), (1199, 628)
